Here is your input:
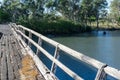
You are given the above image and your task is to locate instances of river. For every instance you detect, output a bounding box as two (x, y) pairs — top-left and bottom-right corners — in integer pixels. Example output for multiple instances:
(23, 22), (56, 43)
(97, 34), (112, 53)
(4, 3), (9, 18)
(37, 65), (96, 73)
(52, 30), (120, 80)
(52, 30), (120, 69)
(37, 30), (120, 80)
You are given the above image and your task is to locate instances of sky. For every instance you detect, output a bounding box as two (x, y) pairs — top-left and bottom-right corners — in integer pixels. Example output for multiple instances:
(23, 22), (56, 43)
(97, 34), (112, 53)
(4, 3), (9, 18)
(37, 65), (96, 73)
(107, 0), (113, 7)
(107, 0), (113, 12)
(0, 0), (3, 5)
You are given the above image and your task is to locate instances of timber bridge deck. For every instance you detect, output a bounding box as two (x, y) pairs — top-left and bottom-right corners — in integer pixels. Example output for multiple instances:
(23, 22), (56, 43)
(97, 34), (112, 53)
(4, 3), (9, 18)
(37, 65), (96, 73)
(0, 23), (120, 80)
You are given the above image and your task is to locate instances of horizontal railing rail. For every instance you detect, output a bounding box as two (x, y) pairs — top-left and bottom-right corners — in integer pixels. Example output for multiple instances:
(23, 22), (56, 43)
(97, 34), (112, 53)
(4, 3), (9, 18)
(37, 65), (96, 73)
(10, 23), (120, 80)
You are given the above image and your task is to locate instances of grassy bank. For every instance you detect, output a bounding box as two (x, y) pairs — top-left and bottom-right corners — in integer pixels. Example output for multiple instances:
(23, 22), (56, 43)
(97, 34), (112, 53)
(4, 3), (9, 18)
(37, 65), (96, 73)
(89, 21), (120, 30)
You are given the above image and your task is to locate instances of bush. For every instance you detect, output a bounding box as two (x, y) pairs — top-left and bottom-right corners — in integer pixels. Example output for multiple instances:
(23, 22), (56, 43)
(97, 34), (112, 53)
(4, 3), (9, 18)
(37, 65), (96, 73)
(18, 17), (92, 35)
(0, 9), (11, 23)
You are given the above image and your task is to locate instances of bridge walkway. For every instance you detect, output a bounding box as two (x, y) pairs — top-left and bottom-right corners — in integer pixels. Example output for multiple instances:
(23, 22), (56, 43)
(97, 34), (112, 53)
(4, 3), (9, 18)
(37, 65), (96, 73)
(0, 25), (45, 80)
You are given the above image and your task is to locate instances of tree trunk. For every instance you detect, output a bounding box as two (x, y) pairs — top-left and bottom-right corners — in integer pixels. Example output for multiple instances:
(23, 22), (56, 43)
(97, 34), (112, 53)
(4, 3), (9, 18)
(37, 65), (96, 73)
(96, 13), (99, 30)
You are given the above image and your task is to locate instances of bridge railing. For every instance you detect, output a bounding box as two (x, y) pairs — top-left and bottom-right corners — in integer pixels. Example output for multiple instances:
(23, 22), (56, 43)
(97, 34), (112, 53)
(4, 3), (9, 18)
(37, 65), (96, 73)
(10, 23), (120, 80)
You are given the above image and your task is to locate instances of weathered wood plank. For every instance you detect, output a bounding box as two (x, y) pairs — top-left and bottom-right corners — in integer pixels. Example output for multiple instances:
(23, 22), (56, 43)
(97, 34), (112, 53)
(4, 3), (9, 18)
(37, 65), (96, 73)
(104, 66), (120, 80)
(0, 41), (1, 53)
(14, 38), (23, 59)
(95, 64), (107, 80)
(51, 45), (60, 73)
(0, 35), (2, 79)
(7, 54), (14, 80)
(1, 36), (7, 80)
(1, 53), (7, 80)
(10, 36), (20, 80)
(14, 36), (23, 58)
(11, 38), (22, 69)
(7, 35), (14, 80)
(36, 37), (42, 55)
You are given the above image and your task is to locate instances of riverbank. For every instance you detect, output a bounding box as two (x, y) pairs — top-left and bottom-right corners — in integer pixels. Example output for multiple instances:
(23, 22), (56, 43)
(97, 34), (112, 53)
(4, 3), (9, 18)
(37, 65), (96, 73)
(18, 19), (92, 35)
(18, 19), (120, 36)
(90, 21), (120, 31)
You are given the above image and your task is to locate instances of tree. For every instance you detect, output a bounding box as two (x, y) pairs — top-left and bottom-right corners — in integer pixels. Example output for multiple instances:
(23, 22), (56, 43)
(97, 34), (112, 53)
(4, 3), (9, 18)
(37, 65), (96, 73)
(1, 0), (21, 22)
(110, 0), (120, 25)
(80, 0), (94, 27)
(55, 0), (81, 22)
(0, 9), (11, 23)
(51, 0), (108, 28)
(92, 0), (108, 29)
(0, 0), (108, 33)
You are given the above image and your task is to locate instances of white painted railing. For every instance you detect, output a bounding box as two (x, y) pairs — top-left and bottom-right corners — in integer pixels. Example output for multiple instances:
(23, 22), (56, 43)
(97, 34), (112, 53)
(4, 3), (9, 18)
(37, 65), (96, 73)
(10, 23), (120, 80)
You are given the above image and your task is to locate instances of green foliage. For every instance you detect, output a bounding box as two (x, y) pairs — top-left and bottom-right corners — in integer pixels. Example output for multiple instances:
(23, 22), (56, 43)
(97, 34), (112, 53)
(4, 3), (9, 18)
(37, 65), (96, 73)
(89, 16), (96, 22)
(0, 0), (108, 34)
(0, 9), (11, 23)
(110, 0), (120, 25)
(117, 17), (120, 25)
(18, 17), (91, 35)
(54, 0), (108, 28)
(118, 17), (120, 22)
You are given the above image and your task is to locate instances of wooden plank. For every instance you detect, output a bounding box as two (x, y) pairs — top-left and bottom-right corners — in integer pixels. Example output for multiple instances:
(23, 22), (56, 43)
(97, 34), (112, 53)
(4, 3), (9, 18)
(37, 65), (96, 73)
(36, 37), (42, 55)
(11, 38), (22, 69)
(7, 35), (14, 80)
(51, 45), (60, 73)
(95, 64), (107, 80)
(0, 35), (4, 58)
(0, 37), (2, 58)
(1, 51), (7, 80)
(1, 36), (7, 80)
(7, 54), (14, 80)
(8, 35), (20, 80)
(0, 35), (2, 80)
(37, 74), (45, 80)
(0, 41), (1, 53)
(14, 36), (23, 59)
(28, 32), (32, 47)
(22, 29), (26, 42)
(104, 66), (120, 79)
(10, 36), (20, 80)
(10, 29), (23, 59)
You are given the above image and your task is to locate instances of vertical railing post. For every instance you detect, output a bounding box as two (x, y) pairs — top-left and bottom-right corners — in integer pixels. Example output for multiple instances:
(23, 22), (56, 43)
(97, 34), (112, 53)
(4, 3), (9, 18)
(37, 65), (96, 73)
(95, 64), (107, 80)
(14, 24), (17, 31)
(36, 37), (42, 55)
(21, 28), (26, 41)
(14, 24), (19, 30)
(18, 27), (23, 40)
(51, 44), (60, 74)
(28, 31), (32, 47)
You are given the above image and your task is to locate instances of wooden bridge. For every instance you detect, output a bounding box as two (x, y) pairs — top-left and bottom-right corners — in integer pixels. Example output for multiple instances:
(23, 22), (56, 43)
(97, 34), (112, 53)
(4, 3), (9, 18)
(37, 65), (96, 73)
(0, 23), (120, 80)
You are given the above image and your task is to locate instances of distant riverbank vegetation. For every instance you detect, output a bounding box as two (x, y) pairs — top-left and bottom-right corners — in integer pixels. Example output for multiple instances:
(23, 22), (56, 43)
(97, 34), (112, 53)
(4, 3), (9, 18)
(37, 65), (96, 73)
(0, 0), (120, 35)
(17, 15), (92, 34)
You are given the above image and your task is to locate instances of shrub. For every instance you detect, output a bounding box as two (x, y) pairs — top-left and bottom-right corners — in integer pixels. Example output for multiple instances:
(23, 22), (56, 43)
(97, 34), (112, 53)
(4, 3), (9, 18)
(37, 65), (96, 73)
(18, 17), (92, 35)
(0, 9), (11, 23)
